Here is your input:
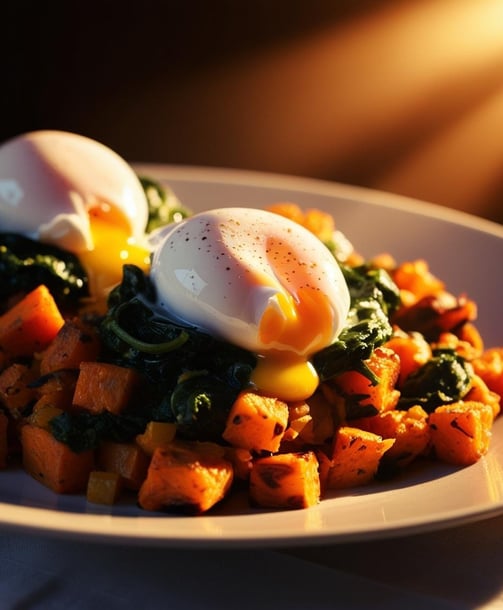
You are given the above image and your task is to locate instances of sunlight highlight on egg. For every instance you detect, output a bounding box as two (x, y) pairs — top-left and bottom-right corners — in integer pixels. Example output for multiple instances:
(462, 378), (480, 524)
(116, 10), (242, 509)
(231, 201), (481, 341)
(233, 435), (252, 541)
(151, 207), (351, 401)
(0, 130), (150, 300)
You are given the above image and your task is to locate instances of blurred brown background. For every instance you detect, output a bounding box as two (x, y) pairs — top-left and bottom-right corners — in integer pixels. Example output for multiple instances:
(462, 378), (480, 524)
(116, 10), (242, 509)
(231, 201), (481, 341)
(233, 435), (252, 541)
(2, 0), (503, 223)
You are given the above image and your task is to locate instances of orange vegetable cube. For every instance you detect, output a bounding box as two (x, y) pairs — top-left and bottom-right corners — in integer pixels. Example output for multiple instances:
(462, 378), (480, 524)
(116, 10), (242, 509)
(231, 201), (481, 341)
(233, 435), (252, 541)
(458, 322), (484, 355)
(32, 369), (79, 413)
(266, 202), (335, 243)
(315, 449), (332, 494)
(73, 362), (140, 415)
(138, 441), (233, 514)
(223, 446), (253, 480)
(297, 393), (335, 445)
(98, 441), (149, 490)
(282, 400), (312, 443)
(429, 401), (494, 466)
(27, 404), (64, 430)
(327, 426), (395, 489)
(464, 374), (500, 419)
(0, 285), (64, 357)
(392, 259), (445, 302)
(384, 331), (432, 387)
(0, 363), (38, 413)
(302, 208), (336, 243)
(266, 202), (305, 225)
(135, 421), (177, 456)
(249, 451), (321, 509)
(330, 347), (400, 414)
(87, 471), (123, 505)
(21, 424), (95, 494)
(433, 331), (482, 361)
(472, 348), (503, 401)
(354, 406), (430, 468)
(40, 319), (101, 375)
(222, 390), (289, 453)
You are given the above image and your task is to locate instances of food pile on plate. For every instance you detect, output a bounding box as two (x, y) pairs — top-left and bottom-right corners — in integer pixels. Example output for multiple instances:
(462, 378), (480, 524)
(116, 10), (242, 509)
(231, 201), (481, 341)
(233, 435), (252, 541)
(0, 131), (501, 515)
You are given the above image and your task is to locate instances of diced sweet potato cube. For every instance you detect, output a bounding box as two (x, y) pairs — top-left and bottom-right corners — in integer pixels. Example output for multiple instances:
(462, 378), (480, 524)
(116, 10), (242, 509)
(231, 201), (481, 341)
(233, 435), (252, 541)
(302, 208), (336, 243)
(33, 369), (79, 413)
(384, 331), (432, 387)
(472, 348), (503, 402)
(87, 471), (123, 505)
(315, 449), (332, 494)
(27, 405), (64, 430)
(222, 390), (289, 453)
(135, 421), (177, 456)
(429, 401), (494, 466)
(354, 406), (430, 468)
(0, 285), (64, 357)
(73, 362), (140, 415)
(266, 202), (306, 225)
(21, 424), (95, 494)
(464, 374), (500, 418)
(392, 292), (477, 341)
(0, 363), (38, 413)
(282, 400), (312, 443)
(138, 441), (233, 514)
(392, 259), (445, 302)
(297, 393), (335, 445)
(327, 426), (395, 489)
(223, 446), (253, 480)
(39, 319), (101, 375)
(266, 202), (335, 243)
(98, 441), (150, 490)
(458, 322), (484, 355)
(249, 451), (321, 509)
(330, 347), (400, 413)
(433, 330), (482, 361)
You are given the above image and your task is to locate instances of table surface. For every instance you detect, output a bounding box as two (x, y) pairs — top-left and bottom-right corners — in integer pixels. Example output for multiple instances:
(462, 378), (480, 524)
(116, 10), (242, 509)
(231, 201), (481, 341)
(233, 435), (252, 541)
(2, 512), (503, 610)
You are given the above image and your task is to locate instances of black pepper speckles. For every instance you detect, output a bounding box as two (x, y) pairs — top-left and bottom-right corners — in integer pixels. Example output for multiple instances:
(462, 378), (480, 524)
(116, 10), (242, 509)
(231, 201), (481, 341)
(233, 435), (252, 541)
(151, 207), (349, 352)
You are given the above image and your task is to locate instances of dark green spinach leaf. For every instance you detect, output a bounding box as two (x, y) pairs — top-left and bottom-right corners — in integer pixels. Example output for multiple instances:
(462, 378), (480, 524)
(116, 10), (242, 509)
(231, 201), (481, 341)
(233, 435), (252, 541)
(0, 233), (89, 309)
(397, 348), (473, 412)
(313, 264), (401, 383)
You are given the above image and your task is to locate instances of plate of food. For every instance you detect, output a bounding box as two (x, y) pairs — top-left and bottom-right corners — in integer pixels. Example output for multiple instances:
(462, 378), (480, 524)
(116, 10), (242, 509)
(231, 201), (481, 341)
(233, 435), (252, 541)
(0, 130), (502, 548)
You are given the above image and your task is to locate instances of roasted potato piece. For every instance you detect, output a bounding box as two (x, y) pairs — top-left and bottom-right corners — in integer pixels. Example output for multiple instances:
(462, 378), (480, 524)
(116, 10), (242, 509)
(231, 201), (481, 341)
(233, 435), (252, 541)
(138, 440), (233, 514)
(250, 451), (321, 509)
(327, 426), (394, 489)
(222, 390), (289, 453)
(429, 401), (494, 465)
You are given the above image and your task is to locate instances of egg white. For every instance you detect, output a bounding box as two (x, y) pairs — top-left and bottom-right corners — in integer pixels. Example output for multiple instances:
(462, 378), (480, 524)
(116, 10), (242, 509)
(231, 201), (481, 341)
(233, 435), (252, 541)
(0, 130), (148, 253)
(151, 207), (350, 357)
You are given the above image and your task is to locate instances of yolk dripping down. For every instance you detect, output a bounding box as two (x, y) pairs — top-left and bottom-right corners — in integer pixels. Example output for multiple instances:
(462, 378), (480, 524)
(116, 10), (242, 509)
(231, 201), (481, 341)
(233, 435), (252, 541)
(78, 201), (150, 305)
(251, 285), (336, 401)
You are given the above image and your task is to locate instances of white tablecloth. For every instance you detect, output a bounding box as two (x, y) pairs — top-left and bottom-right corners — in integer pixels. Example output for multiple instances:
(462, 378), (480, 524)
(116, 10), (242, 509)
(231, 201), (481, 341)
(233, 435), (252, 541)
(2, 513), (503, 609)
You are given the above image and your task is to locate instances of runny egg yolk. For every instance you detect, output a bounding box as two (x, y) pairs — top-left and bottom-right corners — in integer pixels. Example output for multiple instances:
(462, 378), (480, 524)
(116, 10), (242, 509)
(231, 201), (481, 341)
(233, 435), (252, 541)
(251, 285), (336, 401)
(78, 201), (151, 304)
(151, 207), (351, 403)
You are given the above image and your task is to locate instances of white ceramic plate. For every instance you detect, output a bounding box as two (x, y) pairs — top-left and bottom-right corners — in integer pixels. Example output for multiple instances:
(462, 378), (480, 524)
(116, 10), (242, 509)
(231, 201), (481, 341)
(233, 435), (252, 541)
(1, 165), (503, 548)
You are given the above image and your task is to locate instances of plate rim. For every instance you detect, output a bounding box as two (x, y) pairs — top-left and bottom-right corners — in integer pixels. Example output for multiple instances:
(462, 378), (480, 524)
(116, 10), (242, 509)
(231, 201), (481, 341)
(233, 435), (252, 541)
(134, 163), (503, 239)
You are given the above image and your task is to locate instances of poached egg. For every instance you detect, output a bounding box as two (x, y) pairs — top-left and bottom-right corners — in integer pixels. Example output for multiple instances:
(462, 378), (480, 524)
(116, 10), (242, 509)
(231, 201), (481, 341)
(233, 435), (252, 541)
(151, 207), (351, 402)
(0, 130), (151, 301)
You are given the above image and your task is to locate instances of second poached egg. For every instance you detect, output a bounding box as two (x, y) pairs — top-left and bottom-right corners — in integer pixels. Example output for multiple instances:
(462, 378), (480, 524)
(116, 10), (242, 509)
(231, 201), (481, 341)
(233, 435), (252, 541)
(0, 130), (151, 301)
